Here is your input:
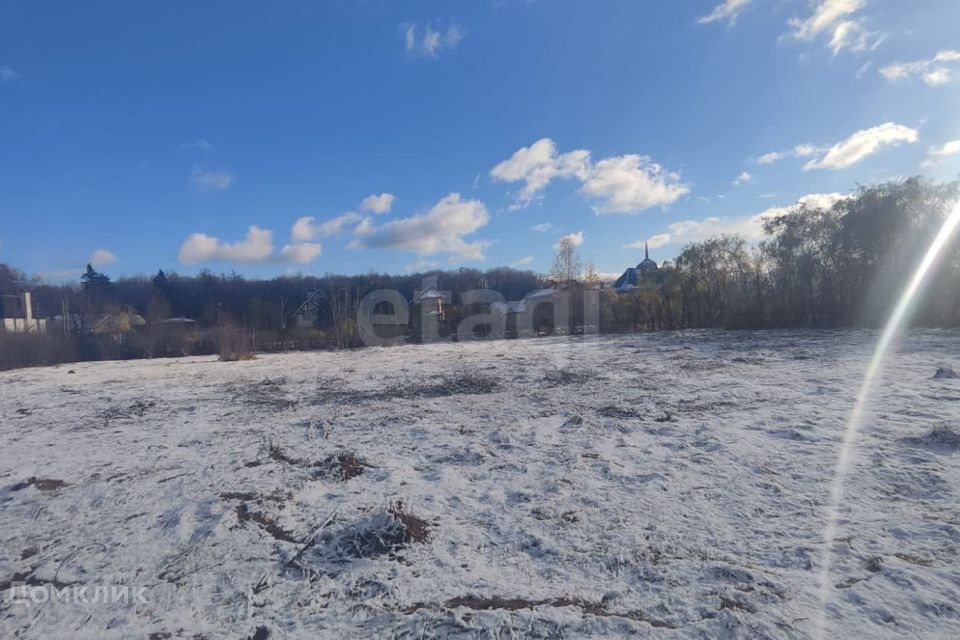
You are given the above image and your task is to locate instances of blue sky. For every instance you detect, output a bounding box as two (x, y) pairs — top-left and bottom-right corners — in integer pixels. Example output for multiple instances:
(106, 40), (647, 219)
(1, 0), (958, 281)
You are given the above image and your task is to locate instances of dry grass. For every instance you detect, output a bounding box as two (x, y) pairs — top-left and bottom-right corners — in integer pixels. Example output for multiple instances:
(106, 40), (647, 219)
(11, 477), (68, 492)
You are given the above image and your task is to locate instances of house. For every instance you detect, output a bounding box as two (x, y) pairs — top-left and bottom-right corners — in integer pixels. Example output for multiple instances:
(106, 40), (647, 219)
(614, 242), (658, 292)
(93, 311), (146, 334)
(290, 290), (326, 329)
(0, 291), (47, 334)
(411, 287), (451, 320)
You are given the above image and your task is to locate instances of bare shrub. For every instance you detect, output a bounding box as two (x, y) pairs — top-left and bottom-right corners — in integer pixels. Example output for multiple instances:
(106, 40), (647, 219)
(218, 326), (256, 362)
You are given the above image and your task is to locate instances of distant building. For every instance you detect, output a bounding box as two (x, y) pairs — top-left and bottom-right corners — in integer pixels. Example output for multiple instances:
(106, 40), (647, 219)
(411, 287), (451, 320)
(614, 242), (658, 291)
(93, 311), (146, 334)
(290, 290), (326, 329)
(0, 291), (47, 334)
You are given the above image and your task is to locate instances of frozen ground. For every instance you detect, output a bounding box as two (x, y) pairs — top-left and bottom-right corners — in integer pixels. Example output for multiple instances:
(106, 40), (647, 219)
(1, 329), (959, 639)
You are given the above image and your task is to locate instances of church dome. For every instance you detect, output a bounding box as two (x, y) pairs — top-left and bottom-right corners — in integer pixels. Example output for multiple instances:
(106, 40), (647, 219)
(636, 242), (658, 272)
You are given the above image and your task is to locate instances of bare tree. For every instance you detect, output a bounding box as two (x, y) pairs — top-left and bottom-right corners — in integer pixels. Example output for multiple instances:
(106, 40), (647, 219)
(583, 260), (602, 286)
(550, 236), (583, 283)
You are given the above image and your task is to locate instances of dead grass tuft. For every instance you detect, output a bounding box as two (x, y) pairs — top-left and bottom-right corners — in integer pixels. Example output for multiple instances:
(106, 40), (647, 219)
(542, 367), (592, 386)
(388, 500), (431, 544)
(11, 477), (68, 492)
(235, 503), (298, 543)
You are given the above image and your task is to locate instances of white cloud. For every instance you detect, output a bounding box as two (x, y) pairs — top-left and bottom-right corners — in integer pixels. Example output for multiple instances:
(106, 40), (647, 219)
(634, 192), (850, 248)
(360, 193), (396, 215)
(804, 122), (918, 170)
(0, 65), (18, 81)
(492, 138), (688, 213)
(191, 167), (234, 191)
(581, 155), (689, 213)
(403, 22), (464, 57)
(530, 222), (553, 232)
(554, 231), (584, 250)
(177, 226), (322, 265)
(880, 50), (960, 86)
(351, 193), (490, 262)
(89, 249), (117, 267)
(756, 144), (820, 164)
(511, 256), (534, 267)
(922, 139), (960, 167)
(291, 212), (362, 242)
(788, 0), (879, 55)
(490, 138), (590, 208)
(405, 259), (440, 273)
(923, 68), (953, 86)
(279, 242), (322, 264)
(698, 0), (753, 26)
(757, 151), (786, 165)
(732, 171), (753, 186)
(179, 226), (273, 264)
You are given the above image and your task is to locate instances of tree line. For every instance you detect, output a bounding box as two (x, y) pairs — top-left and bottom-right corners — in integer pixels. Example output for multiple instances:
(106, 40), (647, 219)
(1, 176), (958, 369)
(597, 177), (959, 332)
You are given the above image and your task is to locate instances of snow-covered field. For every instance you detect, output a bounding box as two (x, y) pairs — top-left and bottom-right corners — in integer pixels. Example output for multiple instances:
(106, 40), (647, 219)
(2, 330), (959, 639)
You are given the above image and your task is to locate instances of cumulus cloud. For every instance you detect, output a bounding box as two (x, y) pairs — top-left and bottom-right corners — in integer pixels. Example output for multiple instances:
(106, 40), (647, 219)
(631, 192), (850, 249)
(0, 65), (18, 81)
(922, 139), (960, 168)
(89, 249), (117, 267)
(405, 259), (440, 273)
(351, 193), (489, 262)
(490, 138), (590, 208)
(179, 226), (273, 264)
(582, 155), (690, 213)
(788, 0), (880, 55)
(178, 226), (322, 265)
(491, 138), (688, 214)
(554, 231), (583, 250)
(291, 212), (362, 242)
(698, 0), (753, 26)
(191, 167), (234, 191)
(732, 171), (753, 186)
(804, 122), (918, 170)
(403, 22), (464, 57)
(530, 223), (553, 232)
(360, 193), (396, 214)
(756, 144), (820, 165)
(279, 242), (323, 263)
(880, 50), (960, 86)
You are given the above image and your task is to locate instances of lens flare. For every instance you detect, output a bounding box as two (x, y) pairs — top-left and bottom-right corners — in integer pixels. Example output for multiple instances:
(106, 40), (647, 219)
(815, 199), (960, 638)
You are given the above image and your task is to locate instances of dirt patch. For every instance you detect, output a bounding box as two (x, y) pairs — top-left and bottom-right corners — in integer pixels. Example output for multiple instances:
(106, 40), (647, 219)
(389, 501), (431, 544)
(900, 425), (960, 453)
(385, 372), (500, 399)
(597, 405), (644, 419)
(100, 399), (157, 421)
(679, 359), (726, 372)
(326, 452), (367, 481)
(268, 444), (369, 481)
(234, 378), (299, 411)
(11, 477), (68, 492)
(542, 367), (593, 386)
(235, 503), (298, 543)
(437, 595), (675, 628)
(220, 489), (291, 503)
(309, 501), (431, 568)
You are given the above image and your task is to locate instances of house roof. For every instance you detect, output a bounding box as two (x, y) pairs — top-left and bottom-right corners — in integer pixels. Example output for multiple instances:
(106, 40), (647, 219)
(411, 287), (451, 303)
(524, 288), (558, 301)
